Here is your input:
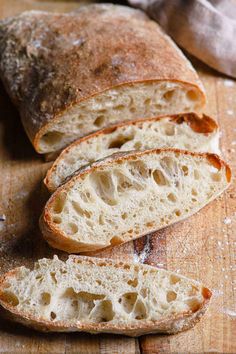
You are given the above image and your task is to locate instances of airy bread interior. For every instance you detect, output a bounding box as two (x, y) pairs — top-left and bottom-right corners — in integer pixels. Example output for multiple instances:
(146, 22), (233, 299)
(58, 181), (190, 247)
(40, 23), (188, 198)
(37, 82), (203, 153)
(45, 115), (219, 192)
(0, 256), (211, 334)
(41, 150), (230, 253)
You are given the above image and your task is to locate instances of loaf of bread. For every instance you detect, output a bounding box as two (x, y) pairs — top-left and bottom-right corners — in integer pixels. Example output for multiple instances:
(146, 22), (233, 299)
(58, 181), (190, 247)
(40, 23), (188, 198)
(40, 149), (231, 253)
(0, 5), (205, 154)
(0, 256), (212, 335)
(45, 113), (219, 192)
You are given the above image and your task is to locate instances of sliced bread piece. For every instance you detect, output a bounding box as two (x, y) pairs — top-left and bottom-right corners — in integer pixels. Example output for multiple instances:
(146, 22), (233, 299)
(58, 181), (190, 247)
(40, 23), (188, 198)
(0, 5), (205, 154)
(45, 113), (219, 192)
(40, 149), (231, 253)
(0, 256), (212, 335)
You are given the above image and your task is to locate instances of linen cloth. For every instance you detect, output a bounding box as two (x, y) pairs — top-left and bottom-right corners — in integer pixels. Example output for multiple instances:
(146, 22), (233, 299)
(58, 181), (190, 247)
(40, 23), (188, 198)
(129, 0), (236, 78)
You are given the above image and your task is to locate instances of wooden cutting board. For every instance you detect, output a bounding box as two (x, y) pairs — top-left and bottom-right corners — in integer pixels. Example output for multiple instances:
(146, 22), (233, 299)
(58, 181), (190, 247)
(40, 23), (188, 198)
(0, 1), (235, 353)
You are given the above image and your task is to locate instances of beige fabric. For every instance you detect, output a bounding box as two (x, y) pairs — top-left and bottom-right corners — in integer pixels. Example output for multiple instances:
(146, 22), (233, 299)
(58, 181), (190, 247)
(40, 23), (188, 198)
(129, 0), (236, 78)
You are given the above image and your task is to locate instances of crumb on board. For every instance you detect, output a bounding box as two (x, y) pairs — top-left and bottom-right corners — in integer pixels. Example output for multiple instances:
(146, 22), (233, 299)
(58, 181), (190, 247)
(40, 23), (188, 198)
(0, 214), (6, 222)
(223, 79), (235, 87)
(223, 217), (232, 225)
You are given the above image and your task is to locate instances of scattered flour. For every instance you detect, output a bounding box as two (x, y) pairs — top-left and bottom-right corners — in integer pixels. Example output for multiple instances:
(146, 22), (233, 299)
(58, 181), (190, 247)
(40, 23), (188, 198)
(223, 79), (235, 87)
(133, 235), (151, 263)
(222, 308), (236, 318)
(223, 217), (232, 225)
(226, 110), (234, 116)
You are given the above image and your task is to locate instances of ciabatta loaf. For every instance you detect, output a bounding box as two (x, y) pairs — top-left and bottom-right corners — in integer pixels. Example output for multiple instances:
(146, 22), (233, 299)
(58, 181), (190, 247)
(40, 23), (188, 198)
(45, 113), (219, 192)
(0, 5), (205, 154)
(0, 256), (212, 335)
(40, 149), (231, 253)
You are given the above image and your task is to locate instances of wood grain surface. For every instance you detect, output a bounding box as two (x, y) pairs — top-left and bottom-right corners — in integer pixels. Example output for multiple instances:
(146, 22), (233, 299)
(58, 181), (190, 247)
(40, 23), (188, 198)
(0, 1), (235, 353)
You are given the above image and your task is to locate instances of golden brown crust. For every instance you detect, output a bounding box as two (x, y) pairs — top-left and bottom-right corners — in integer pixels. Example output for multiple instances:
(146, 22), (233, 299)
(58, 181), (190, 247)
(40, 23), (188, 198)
(0, 257), (212, 335)
(40, 148), (231, 253)
(0, 5), (205, 152)
(44, 112), (219, 191)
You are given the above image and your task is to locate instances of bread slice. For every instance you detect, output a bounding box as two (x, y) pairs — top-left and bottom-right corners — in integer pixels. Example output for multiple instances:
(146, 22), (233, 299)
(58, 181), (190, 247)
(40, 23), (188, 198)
(0, 5), (205, 154)
(44, 113), (219, 192)
(0, 256), (212, 335)
(40, 149), (231, 253)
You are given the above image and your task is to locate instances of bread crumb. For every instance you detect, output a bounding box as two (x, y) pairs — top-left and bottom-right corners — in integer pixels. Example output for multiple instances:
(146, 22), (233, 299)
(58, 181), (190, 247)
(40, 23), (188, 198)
(224, 79), (235, 87)
(0, 214), (6, 221)
(223, 217), (232, 225)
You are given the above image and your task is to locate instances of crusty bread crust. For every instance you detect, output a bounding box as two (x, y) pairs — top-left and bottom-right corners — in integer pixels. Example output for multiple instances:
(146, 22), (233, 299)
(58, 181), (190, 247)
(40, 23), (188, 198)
(0, 5), (205, 153)
(0, 256), (212, 335)
(40, 148), (231, 253)
(44, 112), (219, 192)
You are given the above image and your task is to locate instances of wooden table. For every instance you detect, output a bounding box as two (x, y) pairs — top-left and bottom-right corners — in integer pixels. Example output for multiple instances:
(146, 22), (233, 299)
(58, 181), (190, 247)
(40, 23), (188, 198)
(0, 1), (235, 353)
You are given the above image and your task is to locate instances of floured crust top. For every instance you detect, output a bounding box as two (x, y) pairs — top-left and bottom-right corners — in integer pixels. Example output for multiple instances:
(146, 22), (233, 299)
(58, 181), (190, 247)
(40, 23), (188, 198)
(0, 4), (205, 151)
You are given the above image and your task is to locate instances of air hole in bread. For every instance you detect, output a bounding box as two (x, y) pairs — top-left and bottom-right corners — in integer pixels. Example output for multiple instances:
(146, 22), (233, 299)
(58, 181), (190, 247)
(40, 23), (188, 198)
(175, 210), (181, 217)
(50, 272), (57, 284)
(53, 193), (66, 214)
(166, 291), (177, 302)
(96, 280), (102, 285)
(53, 216), (62, 224)
(134, 299), (147, 320)
(72, 201), (91, 218)
(140, 288), (148, 298)
(149, 206), (154, 212)
(110, 236), (122, 246)
(90, 172), (117, 206)
(152, 170), (168, 186)
(94, 115), (105, 127)
(86, 220), (94, 228)
(182, 165), (189, 176)
(91, 299), (115, 322)
(144, 98), (151, 105)
(127, 278), (138, 288)
(187, 298), (201, 312)
(114, 104), (125, 111)
(50, 311), (57, 320)
(167, 193), (177, 203)
(120, 292), (137, 313)
(66, 223), (78, 235)
(129, 161), (149, 179)
(122, 212), (128, 220)
(41, 131), (64, 146)
(163, 90), (175, 101)
(160, 157), (177, 176)
(80, 191), (93, 203)
(99, 215), (105, 225)
(164, 124), (175, 136)
(170, 274), (180, 284)
(211, 173), (222, 182)
(134, 141), (142, 149)
(191, 188), (198, 196)
(0, 291), (19, 306)
(108, 134), (134, 149)
(187, 89), (199, 101)
(130, 107), (136, 113)
(116, 173), (133, 193)
(40, 292), (51, 306)
(194, 170), (200, 180)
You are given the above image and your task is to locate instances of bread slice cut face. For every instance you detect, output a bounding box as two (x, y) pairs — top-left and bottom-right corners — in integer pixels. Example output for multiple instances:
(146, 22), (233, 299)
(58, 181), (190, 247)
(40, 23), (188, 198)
(0, 256), (212, 335)
(45, 113), (219, 192)
(40, 149), (231, 253)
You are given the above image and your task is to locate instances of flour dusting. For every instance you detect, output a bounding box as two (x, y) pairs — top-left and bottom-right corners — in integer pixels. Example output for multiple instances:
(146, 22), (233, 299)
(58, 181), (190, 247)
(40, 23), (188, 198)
(134, 235), (151, 263)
